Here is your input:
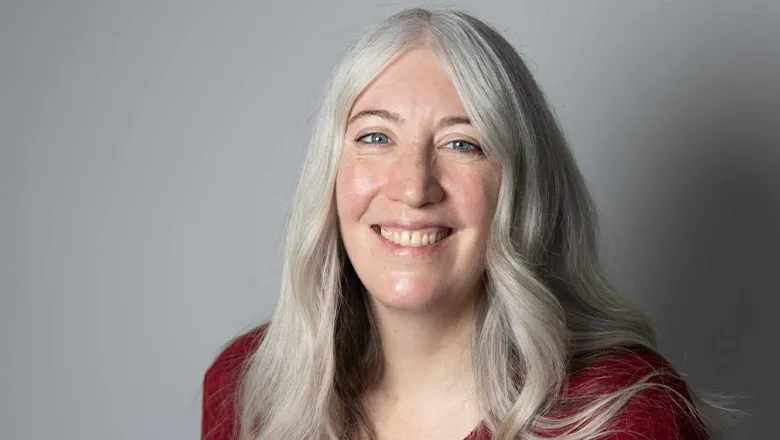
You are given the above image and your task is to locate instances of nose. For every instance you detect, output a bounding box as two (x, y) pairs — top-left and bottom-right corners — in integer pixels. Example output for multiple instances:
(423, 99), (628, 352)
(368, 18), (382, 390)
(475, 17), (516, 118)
(385, 145), (444, 208)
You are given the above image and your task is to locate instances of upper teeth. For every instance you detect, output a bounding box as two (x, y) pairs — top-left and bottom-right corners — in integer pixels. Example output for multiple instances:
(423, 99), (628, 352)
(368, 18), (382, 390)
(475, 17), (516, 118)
(379, 227), (450, 247)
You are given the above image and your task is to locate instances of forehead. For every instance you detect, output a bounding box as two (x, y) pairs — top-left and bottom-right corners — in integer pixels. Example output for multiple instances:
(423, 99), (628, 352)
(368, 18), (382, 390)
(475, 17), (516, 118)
(349, 48), (467, 116)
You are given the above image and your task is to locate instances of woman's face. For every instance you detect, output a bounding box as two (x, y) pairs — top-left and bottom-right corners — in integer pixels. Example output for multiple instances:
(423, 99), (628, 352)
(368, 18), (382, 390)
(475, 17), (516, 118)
(336, 48), (501, 313)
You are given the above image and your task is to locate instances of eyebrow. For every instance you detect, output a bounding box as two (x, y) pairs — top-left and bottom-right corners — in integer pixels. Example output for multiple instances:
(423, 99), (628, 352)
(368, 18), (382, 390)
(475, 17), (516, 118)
(347, 109), (403, 126)
(435, 115), (472, 130)
(346, 108), (472, 130)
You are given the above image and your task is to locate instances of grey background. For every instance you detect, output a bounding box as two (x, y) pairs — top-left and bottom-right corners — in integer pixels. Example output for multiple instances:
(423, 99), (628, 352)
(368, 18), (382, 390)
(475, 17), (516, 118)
(1, 1), (777, 439)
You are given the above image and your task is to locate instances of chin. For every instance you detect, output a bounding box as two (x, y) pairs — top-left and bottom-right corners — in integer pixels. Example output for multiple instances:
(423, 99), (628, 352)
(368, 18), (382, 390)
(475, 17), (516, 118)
(365, 275), (452, 313)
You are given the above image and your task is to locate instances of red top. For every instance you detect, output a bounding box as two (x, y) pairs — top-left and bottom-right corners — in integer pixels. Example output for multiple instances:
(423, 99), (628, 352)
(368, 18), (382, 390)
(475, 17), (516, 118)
(202, 325), (706, 440)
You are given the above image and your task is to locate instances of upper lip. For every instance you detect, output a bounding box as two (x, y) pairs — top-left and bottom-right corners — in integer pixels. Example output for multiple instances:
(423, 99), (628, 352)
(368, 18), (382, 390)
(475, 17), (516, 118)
(373, 220), (451, 230)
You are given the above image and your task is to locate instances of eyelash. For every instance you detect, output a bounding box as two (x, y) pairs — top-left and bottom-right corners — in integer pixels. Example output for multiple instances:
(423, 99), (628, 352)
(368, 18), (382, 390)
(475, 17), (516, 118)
(355, 132), (483, 154)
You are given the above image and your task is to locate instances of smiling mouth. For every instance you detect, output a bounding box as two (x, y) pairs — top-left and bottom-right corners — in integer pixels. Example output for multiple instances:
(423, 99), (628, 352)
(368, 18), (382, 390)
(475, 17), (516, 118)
(370, 225), (453, 247)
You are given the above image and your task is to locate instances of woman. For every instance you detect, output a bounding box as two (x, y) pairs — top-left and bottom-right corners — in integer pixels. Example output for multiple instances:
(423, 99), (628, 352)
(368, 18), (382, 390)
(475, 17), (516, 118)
(203, 8), (714, 440)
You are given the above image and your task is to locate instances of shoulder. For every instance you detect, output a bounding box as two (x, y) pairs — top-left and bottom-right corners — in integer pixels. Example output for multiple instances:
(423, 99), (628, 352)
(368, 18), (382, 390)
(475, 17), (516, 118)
(206, 324), (269, 381)
(569, 345), (688, 392)
(202, 323), (269, 440)
(563, 345), (707, 439)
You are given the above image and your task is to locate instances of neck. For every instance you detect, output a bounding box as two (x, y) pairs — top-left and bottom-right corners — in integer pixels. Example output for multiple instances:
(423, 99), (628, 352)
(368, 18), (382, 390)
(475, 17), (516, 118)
(367, 293), (479, 404)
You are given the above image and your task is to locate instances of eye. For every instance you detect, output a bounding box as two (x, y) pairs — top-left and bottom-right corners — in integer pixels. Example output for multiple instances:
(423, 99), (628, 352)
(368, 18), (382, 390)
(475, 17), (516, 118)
(356, 132), (391, 144)
(447, 139), (482, 153)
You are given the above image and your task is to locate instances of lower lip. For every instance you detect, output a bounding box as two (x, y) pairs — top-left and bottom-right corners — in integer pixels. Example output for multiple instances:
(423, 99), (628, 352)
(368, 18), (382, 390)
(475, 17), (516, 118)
(372, 227), (453, 257)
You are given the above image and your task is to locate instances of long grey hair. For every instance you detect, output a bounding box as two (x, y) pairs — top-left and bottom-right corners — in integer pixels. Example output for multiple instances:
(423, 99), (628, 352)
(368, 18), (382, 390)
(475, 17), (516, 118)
(237, 8), (719, 440)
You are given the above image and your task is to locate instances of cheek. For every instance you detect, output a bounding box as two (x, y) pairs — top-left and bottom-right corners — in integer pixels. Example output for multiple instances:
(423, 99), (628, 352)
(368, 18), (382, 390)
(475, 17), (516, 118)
(447, 167), (500, 230)
(336, 159), (381, 223)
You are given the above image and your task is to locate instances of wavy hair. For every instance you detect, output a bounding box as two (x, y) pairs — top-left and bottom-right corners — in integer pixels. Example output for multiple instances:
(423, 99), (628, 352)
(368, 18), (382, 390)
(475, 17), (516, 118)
(238, 8), (719, 440)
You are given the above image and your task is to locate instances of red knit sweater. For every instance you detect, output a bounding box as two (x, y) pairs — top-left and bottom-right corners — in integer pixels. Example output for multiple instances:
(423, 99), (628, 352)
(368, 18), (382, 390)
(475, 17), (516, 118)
(202, 325), (706, 439)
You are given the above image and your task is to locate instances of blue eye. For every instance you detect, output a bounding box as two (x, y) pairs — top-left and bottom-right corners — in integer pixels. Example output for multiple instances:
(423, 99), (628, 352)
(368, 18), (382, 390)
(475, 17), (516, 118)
(357, 132), (390, 144)
(448, 139), (481, 153)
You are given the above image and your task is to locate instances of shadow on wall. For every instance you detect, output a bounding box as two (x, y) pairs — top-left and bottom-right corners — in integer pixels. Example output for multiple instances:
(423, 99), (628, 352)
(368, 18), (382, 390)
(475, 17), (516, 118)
(619, 50), (780, 439)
